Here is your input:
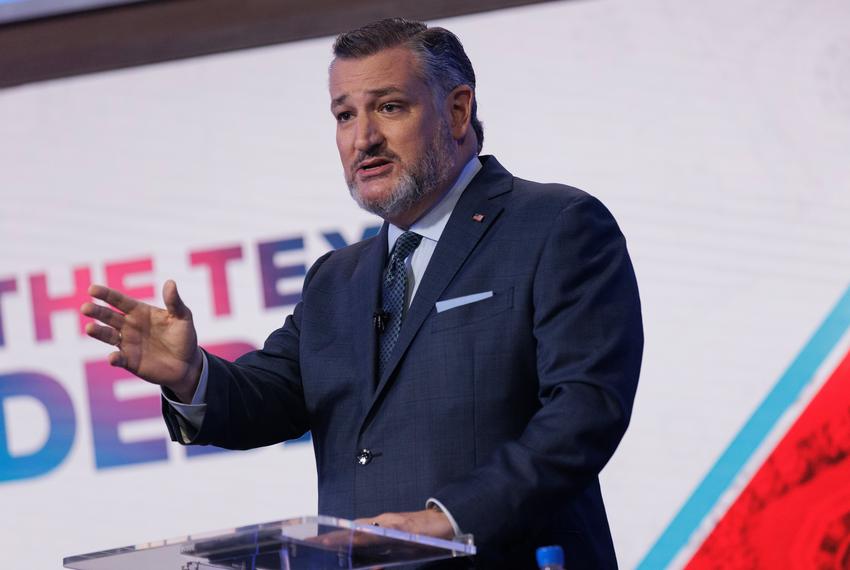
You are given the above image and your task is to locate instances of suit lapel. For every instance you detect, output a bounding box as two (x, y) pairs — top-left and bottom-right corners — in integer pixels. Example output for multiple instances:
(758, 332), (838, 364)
(361, 156), (514, 426)
(350, 222), (387, 411)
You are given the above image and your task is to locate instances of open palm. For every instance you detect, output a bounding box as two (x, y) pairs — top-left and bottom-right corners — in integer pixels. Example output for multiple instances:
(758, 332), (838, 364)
(81, 280), (203, 401)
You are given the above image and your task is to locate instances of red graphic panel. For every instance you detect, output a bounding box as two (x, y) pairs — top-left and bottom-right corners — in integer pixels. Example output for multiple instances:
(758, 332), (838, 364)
(687, 348), (850, 570)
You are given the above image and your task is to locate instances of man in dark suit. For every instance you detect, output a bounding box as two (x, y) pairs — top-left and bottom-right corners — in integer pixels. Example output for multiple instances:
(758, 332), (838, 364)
(82, 18), (642, 568)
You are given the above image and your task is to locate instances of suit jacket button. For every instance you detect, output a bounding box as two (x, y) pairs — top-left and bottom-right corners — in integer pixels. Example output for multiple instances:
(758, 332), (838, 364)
(355, 449), (372, 465)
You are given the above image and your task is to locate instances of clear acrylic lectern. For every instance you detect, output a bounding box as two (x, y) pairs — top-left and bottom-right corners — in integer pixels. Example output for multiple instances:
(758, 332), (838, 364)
(63, 515), (476, 569)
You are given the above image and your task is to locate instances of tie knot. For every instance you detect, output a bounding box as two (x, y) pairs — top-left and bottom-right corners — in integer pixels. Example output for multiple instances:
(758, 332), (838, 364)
(390, 231), (422, 264)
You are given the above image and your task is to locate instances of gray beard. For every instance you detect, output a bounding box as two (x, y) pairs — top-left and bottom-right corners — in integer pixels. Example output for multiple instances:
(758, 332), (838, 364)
(348, 123), (455, 222)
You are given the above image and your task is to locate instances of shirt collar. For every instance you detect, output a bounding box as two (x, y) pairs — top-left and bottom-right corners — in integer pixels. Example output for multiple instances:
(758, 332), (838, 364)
(387, 155), (482, 252)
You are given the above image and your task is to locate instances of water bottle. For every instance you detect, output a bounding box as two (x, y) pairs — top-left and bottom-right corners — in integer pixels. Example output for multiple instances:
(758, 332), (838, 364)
(536, 545), (565, 570)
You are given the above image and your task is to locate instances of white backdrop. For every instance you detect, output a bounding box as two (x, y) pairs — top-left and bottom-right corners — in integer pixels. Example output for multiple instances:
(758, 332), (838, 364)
(1, 0), (849, 568)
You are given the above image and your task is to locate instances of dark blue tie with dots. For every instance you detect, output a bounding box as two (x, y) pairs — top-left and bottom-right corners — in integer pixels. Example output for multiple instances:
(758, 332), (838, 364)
(378, 231), (423, 379)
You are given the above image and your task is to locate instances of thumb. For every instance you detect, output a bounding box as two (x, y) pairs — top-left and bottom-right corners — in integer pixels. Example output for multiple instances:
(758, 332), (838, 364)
(162, 279), (191, 319)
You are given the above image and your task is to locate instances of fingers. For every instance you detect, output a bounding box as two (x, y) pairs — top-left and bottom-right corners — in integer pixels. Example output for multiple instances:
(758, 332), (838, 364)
(369, 513), (403, 527)
(356, 516), (382, 528)
(85, 322), (122, 347)
(162, 279), (191, 319)
(107, 350), (127, 368)
(357, 511), (452, 539)
(84, 322), (128, 368)
(80, 301), (125, 329)
(88, 284), (138, 313)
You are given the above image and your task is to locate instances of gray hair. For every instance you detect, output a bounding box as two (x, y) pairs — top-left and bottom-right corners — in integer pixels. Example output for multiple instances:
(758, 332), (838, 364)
(333, 18), (484, 153)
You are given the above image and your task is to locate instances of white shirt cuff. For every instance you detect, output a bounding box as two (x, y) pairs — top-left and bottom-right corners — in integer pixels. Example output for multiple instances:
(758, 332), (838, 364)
(162, 351), (209, 440)
(426, 497), (462, 537)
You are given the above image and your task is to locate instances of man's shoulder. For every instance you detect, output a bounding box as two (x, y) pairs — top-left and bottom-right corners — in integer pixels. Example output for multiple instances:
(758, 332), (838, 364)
(503, 175), (616, 233)
(479, 156), (598, 214)
(486, 163), (622, 239)
(510, 175), (593, 211)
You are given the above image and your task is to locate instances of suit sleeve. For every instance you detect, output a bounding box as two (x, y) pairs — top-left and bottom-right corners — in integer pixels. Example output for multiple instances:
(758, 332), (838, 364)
(432, 194), (643, 546)
(162, 250), (335, 449)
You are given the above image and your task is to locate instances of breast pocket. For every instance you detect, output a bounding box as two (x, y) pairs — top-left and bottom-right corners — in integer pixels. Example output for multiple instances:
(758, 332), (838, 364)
(430, 287), (514, 333)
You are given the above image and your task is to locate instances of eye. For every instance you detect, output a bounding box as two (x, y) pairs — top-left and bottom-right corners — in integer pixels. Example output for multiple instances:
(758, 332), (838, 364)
(380, 102), (402, 113)
(336, 111), (353, 123)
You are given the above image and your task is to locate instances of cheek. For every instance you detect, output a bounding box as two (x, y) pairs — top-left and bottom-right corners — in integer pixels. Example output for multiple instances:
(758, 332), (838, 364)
(397, 139), (430, 167)
(387, 130), (423, 162)
(390, 119), (436, 160)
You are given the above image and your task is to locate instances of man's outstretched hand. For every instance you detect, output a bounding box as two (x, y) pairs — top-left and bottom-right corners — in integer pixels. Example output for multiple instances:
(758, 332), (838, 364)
(81, 280), (203, 403)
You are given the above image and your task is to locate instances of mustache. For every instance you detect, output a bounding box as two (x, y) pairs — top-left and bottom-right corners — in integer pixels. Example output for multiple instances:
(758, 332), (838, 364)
(351, 148), (401, 170)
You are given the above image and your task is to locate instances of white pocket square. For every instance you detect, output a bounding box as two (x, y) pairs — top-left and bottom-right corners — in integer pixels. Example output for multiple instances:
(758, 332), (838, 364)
(435, 291), (494, 313)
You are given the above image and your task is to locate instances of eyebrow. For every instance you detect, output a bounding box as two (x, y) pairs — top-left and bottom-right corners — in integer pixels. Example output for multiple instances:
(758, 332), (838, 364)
(331, 86), (406, 108)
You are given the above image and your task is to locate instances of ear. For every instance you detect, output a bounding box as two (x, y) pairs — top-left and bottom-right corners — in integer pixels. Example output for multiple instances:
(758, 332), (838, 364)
(445, 85), (474, 141)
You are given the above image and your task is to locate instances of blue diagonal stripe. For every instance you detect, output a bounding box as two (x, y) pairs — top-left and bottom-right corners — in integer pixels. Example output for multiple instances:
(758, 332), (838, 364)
(638, 283), (850, 569)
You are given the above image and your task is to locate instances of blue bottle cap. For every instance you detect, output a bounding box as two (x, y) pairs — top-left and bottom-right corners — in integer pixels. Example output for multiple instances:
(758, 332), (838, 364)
(536, 545), (564, 567)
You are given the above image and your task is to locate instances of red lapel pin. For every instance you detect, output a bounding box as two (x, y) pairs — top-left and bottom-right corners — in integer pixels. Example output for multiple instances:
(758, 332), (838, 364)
(472, 213), (485, 222)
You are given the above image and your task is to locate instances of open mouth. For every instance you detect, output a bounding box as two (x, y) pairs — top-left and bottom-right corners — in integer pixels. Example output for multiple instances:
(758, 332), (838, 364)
(357, 158), (393, 176)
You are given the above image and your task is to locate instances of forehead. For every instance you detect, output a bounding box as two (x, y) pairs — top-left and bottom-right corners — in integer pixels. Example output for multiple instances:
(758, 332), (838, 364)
(329, 47), (427, 101)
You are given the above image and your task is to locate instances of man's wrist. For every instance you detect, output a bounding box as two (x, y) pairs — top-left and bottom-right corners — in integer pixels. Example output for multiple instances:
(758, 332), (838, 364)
(170, 348), (204, 403)
(426, 498), (462, 537)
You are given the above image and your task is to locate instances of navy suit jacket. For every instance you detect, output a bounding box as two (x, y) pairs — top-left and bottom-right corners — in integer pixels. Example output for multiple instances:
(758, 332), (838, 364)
(164, 156), (643, 568)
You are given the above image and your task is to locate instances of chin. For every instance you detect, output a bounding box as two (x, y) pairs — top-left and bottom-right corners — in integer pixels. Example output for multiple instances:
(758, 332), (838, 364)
(349, 184), (389, 217)
(352, 171), (397, 197)
(348, 168), (425, 221)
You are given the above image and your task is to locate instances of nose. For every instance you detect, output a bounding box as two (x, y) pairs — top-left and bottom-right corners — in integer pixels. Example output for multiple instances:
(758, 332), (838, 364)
(353, 114), (384, 153)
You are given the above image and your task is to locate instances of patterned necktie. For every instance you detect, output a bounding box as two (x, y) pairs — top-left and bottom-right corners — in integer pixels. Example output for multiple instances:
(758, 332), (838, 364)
(378, 231), (423, 379)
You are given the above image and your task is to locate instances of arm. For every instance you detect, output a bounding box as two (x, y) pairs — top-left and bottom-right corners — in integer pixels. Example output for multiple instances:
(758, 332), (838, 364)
(431, 194), (643, 545)
(169, 307), (309, 449)
(84, 252), (334, 450)
(160, 250), (335, 449)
